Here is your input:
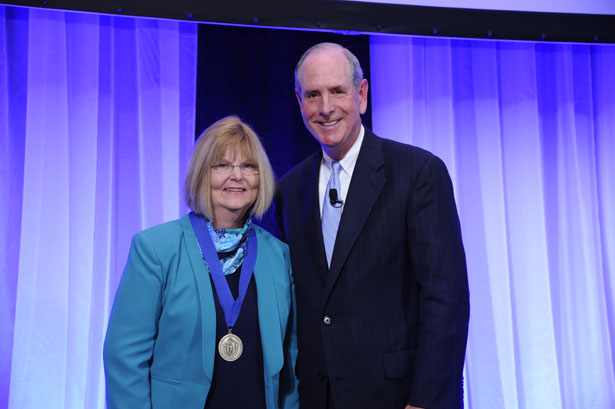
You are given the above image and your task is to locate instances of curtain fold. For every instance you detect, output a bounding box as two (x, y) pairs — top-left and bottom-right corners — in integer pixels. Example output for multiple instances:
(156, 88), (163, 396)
(370, 35), (615, 408)
(0, 6), (197, 408)
(2, 5), (614, 409)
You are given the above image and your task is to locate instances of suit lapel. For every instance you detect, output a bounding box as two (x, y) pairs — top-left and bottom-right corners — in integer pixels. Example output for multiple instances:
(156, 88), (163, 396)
(324, 131), (386, 302)
(181, 215), (216, 383)
(299, 153), (329, 283)
(253, 229), (284, 376)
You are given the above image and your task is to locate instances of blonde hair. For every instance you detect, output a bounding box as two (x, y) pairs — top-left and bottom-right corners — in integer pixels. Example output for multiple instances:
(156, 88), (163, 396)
(184, 116), (275, 221)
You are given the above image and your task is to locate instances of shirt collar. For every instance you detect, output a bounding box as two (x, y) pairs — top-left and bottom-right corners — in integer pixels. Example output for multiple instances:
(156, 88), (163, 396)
(322, 125), (365, 176)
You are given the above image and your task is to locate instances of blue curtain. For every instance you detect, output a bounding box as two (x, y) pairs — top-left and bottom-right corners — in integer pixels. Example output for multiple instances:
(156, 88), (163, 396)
(2, 4), (615, 409)
(0, 6), (197, 408)
(370, 35), (615, 408)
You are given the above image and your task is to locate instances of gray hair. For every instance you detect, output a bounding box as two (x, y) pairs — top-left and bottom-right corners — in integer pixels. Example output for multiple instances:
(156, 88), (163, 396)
(294, 42), (364, 94)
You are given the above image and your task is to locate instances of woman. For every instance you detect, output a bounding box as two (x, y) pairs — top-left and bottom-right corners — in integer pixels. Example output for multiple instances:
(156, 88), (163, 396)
(103, 116), (298, 409)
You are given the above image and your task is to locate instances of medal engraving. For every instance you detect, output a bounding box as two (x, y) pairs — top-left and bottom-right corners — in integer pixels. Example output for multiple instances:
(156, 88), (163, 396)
(218, 331), (243, 362)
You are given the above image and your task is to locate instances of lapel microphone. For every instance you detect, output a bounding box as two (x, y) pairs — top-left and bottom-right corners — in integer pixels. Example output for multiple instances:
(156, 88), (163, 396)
(329, 188), (344, 208)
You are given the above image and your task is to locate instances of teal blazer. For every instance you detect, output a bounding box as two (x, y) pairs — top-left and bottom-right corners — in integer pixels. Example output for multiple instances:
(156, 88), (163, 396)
(104, 214), (299, 409)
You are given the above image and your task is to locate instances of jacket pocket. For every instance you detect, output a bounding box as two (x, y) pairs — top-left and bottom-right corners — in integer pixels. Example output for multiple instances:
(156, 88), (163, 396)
(151, 374), (183, 385)
(382, 348), (416, 379)
(151, 375), (182, 409)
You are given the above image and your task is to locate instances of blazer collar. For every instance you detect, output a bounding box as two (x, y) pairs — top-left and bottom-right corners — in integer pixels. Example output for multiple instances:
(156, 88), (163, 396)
(181, 214), (216, 382)
(299, 152), (330, 283)
(252, 228), (284, 376)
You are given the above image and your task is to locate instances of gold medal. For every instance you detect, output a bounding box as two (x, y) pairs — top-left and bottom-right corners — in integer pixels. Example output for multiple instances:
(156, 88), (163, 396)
(218, 329), (243, 362)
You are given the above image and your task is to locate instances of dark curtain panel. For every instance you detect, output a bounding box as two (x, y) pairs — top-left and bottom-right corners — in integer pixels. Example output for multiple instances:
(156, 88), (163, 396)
(196, 23), (371, 179)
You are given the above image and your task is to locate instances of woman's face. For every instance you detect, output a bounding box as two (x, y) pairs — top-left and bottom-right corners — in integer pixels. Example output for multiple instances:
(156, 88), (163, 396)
(210, 148), (260, 228)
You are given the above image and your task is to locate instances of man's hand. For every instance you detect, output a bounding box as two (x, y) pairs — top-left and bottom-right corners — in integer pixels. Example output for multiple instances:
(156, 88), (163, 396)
(405, 405), (425, 409)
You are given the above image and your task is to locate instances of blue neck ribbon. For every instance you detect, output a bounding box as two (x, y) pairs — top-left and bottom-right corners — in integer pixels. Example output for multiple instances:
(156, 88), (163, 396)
(189, 212), (257, 329)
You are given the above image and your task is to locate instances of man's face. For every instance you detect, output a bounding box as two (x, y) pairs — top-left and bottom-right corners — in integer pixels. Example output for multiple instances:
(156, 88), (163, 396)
(295, 47), (368, 160)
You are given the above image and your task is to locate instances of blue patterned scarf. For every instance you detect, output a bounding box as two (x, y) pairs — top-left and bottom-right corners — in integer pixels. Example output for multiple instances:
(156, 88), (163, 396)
(206, 218), (252, 276)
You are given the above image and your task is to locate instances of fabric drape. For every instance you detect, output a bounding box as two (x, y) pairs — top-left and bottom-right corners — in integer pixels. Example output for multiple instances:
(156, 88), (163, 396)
(0, 6), (197, 408)
(370, 35), (615, 409)
(2, 5), (615, 409)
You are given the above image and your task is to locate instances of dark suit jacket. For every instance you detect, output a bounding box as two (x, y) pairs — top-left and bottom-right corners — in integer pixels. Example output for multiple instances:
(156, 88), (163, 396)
(274, 129), (469, 409)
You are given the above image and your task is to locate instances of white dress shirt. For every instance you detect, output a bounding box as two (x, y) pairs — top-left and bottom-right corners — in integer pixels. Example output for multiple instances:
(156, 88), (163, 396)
(318, 126), (365, 217)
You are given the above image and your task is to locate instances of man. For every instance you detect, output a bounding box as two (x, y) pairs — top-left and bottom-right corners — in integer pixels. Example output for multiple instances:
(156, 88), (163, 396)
(274, 42), (469, 409)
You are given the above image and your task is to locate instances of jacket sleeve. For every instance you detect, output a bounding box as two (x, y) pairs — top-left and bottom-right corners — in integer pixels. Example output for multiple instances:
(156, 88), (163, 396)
(407, 155), (470, 409)
(103, 232), (166, 409)
(279, 248), (300, 409)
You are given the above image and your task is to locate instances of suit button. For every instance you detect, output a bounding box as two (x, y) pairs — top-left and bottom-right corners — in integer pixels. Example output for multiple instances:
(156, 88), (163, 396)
(318, 372), (326, 381)
(323, 316), (332, 325)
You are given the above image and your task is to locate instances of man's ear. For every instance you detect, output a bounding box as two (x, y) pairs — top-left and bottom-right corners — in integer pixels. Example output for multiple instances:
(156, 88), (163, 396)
(295, 90), (303, 109)
(359, 79), (369, 115)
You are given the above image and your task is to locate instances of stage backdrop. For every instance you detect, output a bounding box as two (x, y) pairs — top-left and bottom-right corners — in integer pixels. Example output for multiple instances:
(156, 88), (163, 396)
(0, 6), (197, 408)
(1, 4), (615, 409)
(370, 35), (615, 408)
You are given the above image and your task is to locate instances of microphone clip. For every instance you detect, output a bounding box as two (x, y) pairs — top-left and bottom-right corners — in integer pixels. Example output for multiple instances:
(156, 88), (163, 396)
(329, 188), (344, 208)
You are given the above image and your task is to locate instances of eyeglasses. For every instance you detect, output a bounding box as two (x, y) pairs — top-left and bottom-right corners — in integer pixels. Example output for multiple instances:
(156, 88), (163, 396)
(210, 162), (259, 175)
